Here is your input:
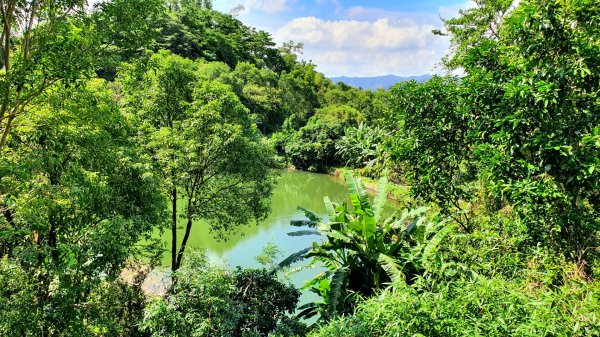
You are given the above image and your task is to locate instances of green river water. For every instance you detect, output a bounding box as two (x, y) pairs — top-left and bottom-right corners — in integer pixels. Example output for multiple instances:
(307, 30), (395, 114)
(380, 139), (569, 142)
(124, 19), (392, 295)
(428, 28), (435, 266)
(157, 170), (396, 305)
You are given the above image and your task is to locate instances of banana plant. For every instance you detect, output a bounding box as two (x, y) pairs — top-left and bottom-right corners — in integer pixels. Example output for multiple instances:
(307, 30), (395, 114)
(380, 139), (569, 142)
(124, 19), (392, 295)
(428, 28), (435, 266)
(279, 171), (454, 321)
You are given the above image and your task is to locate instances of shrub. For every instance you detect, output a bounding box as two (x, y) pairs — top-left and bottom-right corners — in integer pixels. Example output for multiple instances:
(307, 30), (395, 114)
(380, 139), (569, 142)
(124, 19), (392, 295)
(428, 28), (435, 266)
(142, 250), (306, 337)
(311, 277), (600, 337)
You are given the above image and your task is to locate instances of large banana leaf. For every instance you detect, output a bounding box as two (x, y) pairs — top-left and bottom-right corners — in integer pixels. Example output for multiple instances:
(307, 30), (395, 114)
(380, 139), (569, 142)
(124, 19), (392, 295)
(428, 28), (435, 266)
(373, 176), (388, 223)
(344, 171), (363, 212)
(290, 219), (318, 227)
(298, 206), (322, 222)
(344, 172), (377, 239)
(356, 178), (374, 217)
(324, 196), (336, 219)
(277, 247), (311, 270)
(296, 302), (321, 320)
(378, 253), (405, 284)
(327, 268), (348, 318)
(422, 223), (455, 265)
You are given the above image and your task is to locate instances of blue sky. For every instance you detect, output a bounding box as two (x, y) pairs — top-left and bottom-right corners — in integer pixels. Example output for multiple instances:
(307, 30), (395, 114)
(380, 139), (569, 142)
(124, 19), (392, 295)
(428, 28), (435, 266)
(213, 0), (472, 77)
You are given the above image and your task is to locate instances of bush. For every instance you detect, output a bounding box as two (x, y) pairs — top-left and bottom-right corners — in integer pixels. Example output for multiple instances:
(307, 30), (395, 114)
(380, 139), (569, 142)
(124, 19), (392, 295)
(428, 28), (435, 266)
(142, 250), (306, 337)
(311, 277), (600, 337)
(284, 116), (345, 172)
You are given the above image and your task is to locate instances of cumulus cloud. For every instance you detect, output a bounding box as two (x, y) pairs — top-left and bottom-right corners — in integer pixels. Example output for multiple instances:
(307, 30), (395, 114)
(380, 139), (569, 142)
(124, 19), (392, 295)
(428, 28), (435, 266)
(274, 16), (450, 76)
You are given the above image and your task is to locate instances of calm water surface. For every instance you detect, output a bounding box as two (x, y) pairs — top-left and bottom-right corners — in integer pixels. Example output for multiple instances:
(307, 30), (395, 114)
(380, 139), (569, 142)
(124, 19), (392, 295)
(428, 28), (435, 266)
(158, 170), (396, 305)
(159, 171), (349, 297)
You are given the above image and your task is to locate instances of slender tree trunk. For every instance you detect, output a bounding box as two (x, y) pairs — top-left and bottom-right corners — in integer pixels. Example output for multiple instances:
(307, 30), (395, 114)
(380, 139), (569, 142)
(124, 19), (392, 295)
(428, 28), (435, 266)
(0, 4), (12, 154)
(175, 196), (194, 270)
(175, 216), (193, 270)
(171, 187), (178, 272)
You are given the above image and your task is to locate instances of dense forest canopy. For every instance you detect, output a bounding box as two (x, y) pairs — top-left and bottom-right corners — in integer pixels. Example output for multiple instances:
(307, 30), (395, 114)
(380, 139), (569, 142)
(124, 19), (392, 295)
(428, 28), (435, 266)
(0, 0), (599, 336)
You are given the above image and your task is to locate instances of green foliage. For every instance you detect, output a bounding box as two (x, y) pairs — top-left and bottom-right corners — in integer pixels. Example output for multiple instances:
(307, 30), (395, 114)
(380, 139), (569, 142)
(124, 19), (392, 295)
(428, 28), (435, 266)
(155, 3), (286, 72)
(281, 173), (453, 321)
(255, 241), (284, 269)
(336, 123), (388, 176)
(278, 64), (321, 128)
(317, 84), (384, 124)
(3, 1), (600, 336)
(280, 104), (368, 172)
(92, 0), (165, 78)
(119, 50), (277, 271)
(459, 0), (600, 257)
(143, 250), (306, 337)
(0, 80), (166, 335)
(311, 276), (600, 337)
(234, 268), (304, 336)
(0, 0), (101, 151)
(312, 207), (599, 337)
(389, 76), (476, 227)
(315, 105), (365, 126)
(231, 62), (286, 134)
(391, 0), (600, 264)
(142, 251), (240, 336)
(282, 115), (347, 172)
(437, 0), (514, 69)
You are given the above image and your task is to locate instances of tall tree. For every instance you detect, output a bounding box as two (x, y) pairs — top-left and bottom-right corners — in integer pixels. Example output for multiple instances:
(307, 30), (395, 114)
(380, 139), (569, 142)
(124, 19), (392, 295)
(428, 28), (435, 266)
(428, 0), (600, 262)
(119, 51), (277, 272)
(389, 77), (475, 229)
(0, 0), (97, 152)
(0, 79), (166, 335)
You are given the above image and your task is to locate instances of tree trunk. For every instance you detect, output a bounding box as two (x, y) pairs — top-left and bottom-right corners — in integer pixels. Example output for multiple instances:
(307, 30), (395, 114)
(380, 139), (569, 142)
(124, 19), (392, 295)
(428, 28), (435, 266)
(175, 216), (193, 270)
(171, 187), (178, 272)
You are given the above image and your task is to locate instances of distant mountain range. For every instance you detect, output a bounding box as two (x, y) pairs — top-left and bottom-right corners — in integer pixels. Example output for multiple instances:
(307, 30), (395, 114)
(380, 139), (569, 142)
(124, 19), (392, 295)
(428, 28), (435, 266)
(329, 74), (432, 90)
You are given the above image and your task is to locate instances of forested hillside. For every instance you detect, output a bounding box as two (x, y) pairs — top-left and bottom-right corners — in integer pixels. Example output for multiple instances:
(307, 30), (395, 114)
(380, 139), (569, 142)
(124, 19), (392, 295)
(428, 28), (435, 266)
(329, 75), (432, 90)
(0, 0), (598, 336)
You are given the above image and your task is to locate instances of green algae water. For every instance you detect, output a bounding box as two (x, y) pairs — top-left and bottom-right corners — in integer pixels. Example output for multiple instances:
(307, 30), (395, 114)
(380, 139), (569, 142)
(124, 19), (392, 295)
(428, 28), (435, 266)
(159, 171), (352, 267)
(157, 170), (397, 305)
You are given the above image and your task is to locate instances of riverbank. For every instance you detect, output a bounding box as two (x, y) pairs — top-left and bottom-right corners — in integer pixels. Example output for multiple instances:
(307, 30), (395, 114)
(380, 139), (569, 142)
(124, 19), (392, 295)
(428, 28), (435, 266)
(328, 167), (411, 204)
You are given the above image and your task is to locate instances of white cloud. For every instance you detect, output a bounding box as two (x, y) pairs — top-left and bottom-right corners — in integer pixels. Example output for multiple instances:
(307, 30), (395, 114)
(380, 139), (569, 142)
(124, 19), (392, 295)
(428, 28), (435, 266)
(274, 16), (450, 76)
(342, 6), (435, 24)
